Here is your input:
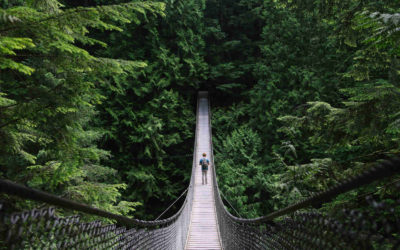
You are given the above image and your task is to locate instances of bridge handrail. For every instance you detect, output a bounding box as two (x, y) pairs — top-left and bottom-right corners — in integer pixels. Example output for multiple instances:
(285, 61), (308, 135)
(211, 157), (400, 224)
(0, 178), (184, 227)
(0, 124), (197, 227)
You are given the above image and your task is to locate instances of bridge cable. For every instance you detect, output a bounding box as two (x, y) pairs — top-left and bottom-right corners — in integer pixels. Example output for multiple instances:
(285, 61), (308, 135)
(220, 191), (242, 218)
(214, 157), (400, 224)
(154, 187), (189, 220)
(0, 178), (182, 227)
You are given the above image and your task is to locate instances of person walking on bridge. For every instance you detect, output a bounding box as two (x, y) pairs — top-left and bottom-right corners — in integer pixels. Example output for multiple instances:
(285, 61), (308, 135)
(199, 153), (210, 185)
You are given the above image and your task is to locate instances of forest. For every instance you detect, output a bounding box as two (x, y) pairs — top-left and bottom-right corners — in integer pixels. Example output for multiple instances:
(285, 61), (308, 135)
(1, 0), (399, 227)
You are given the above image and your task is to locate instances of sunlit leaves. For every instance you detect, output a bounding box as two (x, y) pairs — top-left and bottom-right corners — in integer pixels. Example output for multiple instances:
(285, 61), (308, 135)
(0, 37), (35, 74)
(0, 0), (164, 215)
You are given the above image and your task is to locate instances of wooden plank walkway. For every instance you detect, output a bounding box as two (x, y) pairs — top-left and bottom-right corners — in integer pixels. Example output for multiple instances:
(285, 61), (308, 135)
(185, 94), (222, 250)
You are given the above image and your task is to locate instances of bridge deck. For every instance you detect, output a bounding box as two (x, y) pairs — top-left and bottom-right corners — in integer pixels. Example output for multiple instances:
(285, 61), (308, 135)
(185, 94), (222, 250)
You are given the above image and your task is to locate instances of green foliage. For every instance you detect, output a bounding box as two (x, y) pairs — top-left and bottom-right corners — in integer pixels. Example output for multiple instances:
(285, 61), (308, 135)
(2, 0), (399, 227)
(87, 0), (206, 218)
(210, 0), (400, 220)
(0, 0), (165, 215)
(214, 126), (271, 217)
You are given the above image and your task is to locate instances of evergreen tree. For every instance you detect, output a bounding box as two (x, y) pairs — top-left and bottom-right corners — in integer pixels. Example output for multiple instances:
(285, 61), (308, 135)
(87, 0), (207, 218)
(0, 0), (164, 214)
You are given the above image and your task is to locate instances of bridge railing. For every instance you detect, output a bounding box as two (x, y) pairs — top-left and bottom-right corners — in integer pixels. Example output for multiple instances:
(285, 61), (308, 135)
(0, 161), (195, 249)
(207, 94), (400, 249)
(0, 95), (201, 249)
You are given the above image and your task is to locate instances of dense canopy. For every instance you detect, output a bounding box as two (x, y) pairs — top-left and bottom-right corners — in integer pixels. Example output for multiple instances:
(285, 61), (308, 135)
(1, 0), (399, 234)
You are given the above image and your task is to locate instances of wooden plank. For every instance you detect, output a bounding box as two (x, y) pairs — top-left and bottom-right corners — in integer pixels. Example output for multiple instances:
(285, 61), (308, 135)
(185, 96), (222, 250)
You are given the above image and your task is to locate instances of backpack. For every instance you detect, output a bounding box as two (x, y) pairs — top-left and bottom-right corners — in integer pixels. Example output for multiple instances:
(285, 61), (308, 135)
(201, 157), (209, 170)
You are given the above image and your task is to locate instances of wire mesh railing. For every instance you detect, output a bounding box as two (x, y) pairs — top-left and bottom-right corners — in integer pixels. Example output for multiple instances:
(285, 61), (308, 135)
(1, 161), (194, 249)
(207, 93), (400, 249)
(0, 95), (201, 250)
(0, 168), (194, 249)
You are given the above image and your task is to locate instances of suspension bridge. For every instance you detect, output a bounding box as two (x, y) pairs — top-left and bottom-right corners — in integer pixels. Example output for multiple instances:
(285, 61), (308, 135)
(0, 91), (399, 249)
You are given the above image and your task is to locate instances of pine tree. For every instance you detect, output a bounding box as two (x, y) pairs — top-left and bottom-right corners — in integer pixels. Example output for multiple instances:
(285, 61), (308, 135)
(0, 0), (164, 214)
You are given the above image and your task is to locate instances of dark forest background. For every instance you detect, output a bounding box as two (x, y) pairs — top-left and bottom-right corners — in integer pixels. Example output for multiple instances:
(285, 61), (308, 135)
(1, 0), (399, 223)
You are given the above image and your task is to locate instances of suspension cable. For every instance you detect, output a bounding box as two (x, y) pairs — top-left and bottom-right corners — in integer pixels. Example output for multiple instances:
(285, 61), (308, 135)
(216, 157), (400, 223)
(154, 187), (189, 220)
(220, 191), (242, 218)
